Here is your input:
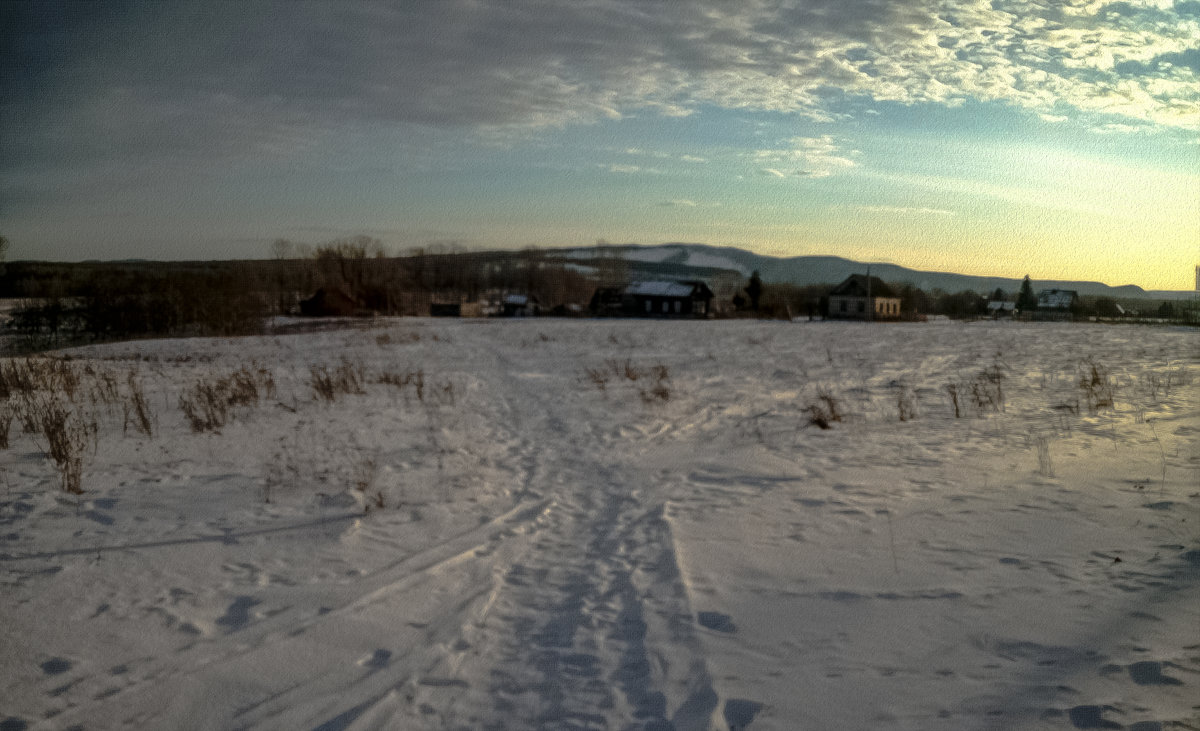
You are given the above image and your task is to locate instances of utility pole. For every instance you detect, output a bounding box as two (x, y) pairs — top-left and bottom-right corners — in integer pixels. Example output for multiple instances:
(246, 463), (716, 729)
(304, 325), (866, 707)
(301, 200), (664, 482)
(866, 264), (872, 322)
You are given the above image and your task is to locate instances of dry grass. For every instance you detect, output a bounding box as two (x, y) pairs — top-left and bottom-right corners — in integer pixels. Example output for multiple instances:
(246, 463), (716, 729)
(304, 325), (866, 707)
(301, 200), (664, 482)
(311, 358), (365, 402)
(944, 382), (962, 418)
(375, 368), (425, 401)
(638, 365), (671, 404)
(1078, 358), (1114, 414)
(0, 405), (12, 450)
(27, 395), (96, 494)
(584, 359), (673, 403)
(894, 382), (917, 422)
(0, 358), (80, 401)
(179, 365), (275, 432)
(806, 389), (842, 429)
(123, 372), (154, 437)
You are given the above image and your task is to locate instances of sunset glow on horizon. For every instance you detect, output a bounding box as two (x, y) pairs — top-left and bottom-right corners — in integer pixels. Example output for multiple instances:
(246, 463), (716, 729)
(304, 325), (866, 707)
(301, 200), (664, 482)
(2, 1), (1197, 290)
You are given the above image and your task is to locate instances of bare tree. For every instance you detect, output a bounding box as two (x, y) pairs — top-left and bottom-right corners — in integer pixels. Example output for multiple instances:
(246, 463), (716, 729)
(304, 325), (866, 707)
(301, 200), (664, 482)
(270, 238), (294, 259)
(594, 240), (629, 288)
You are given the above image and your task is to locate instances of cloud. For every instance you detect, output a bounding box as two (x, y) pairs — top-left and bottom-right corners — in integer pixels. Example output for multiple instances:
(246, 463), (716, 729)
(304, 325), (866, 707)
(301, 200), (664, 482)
(660, 199), (698, 207)
(3, 0), (1198, 175)
(857, 205), (955, 217)
(754, 135), (857, 178)
(760, 168), (787, 178)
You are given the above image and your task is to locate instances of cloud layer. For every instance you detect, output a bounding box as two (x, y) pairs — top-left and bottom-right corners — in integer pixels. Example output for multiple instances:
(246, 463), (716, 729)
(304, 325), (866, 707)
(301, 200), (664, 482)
(3, 0), (1197, 172)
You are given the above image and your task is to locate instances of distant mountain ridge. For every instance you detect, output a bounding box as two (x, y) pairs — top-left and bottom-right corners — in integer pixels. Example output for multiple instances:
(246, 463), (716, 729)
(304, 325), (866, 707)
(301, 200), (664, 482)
(550, 243), (1192, 300)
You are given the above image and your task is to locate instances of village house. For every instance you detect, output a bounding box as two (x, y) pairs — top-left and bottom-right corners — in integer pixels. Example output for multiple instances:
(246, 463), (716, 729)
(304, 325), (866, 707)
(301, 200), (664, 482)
(589, 280), (714, 317)
(500, 294), (540, 317)
(1035, 289), (1078, 321)
(987, 300), (1016, 318)
(299, 287), (370, 317)
(827, 275), (901, 320)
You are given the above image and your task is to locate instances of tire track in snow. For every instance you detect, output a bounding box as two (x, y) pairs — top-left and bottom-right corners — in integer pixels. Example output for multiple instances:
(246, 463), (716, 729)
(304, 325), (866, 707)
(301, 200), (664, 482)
(33, 494), (554, 730)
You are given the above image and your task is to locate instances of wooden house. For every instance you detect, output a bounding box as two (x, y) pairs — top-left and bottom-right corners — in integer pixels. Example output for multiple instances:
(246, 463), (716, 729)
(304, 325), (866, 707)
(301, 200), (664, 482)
(589, 280), (714, 317)
(1035, 289), (1078, 321)
(299, 287), (370, 317)
(827, 275), (901, 320)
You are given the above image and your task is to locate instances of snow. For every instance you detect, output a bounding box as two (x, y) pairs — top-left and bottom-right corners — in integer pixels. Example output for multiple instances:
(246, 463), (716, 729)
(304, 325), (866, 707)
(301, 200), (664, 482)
(626, 281), (697, 297)
(620, 247), (677, 264)
(1, 320), (1197, 730)
(560, 245), (750, 276)
(677, 251), (750, 275)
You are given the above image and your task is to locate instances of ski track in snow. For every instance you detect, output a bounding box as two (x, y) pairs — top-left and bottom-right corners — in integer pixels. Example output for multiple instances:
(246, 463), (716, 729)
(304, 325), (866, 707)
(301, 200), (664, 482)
(0, 319), (1197, 730)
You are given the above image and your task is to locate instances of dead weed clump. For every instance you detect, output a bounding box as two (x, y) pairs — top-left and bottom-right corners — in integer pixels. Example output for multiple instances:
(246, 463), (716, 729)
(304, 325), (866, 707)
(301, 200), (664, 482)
(310, 358), (365, 402)
(586, 359), (673, 403)
(958, 362), (1006, 417)
(1077, 358), (1114, 414)
(0, 358), (80, 401)
(28, 395), (96, 494)
(123, 372), (154, 437)
(806, 389), (843, 429)
(638, 365), (671, 404)
(893, 381), (917, 422)
(179, 365), (275, 432)
(376, 367), (456, 406)
(0, 405), (12, 449)
(375, 368), (426, 401)
(584, 367), (610, 392)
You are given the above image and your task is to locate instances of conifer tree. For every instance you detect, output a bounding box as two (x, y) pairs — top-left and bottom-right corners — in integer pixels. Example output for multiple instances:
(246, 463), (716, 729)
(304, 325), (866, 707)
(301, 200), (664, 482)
(1017, 275), (1037, 312)
(746, 270), (763, 311)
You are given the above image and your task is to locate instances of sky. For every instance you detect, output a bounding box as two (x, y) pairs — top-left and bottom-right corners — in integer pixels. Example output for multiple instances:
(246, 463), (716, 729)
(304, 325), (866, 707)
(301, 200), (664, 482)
(1, 1), (1198, 290)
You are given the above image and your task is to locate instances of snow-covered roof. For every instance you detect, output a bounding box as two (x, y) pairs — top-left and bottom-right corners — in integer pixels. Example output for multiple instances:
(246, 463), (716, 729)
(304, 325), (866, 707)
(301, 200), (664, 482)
(1037, 289), (1077, 309)
(987, 301), (1015, 311)
(625, 281), (696, 298)
(830, 274), (897, 299)
(503, 294), (530, 306)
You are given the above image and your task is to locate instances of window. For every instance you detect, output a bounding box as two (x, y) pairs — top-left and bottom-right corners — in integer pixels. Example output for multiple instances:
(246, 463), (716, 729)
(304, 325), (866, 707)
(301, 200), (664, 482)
(674, 301), (681, 313)
(645, 300), (652, 313)
(662, 301), (669, 313)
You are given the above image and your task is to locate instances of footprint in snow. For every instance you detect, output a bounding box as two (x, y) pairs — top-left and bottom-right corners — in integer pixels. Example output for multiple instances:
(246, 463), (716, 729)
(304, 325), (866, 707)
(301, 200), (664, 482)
(724, 698), (764, 729)
(697, 611), (736, 633)
(40, 657), (72, 676)
(1067, 705), (1121, 729)
(360, 649), (391, 669)
(214, 596), (261, 632)
(1128, 661), (1182, 686)
(83, 510), (114, 526)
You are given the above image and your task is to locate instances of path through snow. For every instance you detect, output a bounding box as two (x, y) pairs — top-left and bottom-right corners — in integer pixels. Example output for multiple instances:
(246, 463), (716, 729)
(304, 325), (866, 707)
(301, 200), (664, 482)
(1, 319), (1197, 730)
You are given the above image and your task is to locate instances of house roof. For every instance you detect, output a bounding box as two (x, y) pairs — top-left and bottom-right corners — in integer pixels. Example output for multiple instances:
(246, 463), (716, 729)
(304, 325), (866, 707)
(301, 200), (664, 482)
(987, 301), (1016, 311)
(625, 281), (700, 298)
(503, 294), (534, 306)
(1037, 289), (1077, 309)
(830, 274), (898, 299)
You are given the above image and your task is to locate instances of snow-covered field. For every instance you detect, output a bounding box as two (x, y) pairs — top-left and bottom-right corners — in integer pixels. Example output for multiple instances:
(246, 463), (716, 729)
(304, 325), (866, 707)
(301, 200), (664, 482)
(1, 319), (1197, 730)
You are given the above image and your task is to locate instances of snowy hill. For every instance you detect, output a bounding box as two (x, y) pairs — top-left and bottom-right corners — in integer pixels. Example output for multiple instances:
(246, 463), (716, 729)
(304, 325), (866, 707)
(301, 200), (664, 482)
(554, 243), (1182, 299)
